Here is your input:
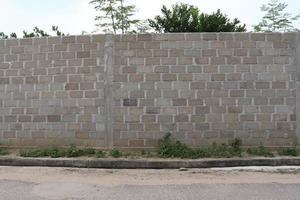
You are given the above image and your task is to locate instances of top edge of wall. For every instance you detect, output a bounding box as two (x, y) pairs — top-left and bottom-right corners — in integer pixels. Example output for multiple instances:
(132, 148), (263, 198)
(0, 32), (298, 43)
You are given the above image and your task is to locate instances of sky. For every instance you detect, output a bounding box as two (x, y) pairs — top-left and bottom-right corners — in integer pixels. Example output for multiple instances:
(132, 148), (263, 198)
(0, 0), (300, 36)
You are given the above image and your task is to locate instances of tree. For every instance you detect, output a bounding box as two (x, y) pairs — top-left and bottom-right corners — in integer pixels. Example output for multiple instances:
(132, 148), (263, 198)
(254, 0), (300, 32)
(148, 3), (246, 33)
(52, 26), (66, 36)
(23, 27), (50, 38)
(90, 0), (142, 34)
(0, 32), (17, 39)
(199, 9), (246, 32)
(148, 4), (200, 33)
(0, 26), (66, 39)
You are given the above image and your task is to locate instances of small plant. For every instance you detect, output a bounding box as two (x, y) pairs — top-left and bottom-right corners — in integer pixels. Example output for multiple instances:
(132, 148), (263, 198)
(19, 146), (97, 158)
(47, 147), (65, 158)
(278, 139), (299, 157)
(95, 150), (107, 158)
(109, 149), (123, 158)
(158, 133), (192, 158)
(0, 148), (9, 156)
(19, 147), (65, 158)
(247, 144), (274, 157)
(65, 145), (82, 157)
(140, 150), (152, 157)
(158, 133), (242, 159)
(82, 147), (96, 156)
(278, 147), (299, 156)
(65, 145), (96, 157)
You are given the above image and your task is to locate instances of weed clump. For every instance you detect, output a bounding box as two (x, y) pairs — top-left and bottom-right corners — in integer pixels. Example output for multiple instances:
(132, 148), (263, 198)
(20, 145), (96, 158)
(95, 150), (107, 158)
(247, 145), (274, 157)
(109, 149), (123, 158)
(158, 133), (242, 159)
(0, 148), (9, 156)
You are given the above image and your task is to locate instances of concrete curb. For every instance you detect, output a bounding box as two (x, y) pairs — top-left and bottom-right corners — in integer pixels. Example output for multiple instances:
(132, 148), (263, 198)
(0, 157), (300, 169)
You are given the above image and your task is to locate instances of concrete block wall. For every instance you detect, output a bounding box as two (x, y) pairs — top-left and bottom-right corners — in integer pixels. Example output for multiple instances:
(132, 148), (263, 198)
(0, 32), (298, 148)
(0, 35), (107, 147)
(112, 33), (297, 148)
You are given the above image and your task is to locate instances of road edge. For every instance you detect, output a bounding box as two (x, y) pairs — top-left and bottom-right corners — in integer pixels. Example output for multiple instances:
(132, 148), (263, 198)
(0, 157), (300, 169)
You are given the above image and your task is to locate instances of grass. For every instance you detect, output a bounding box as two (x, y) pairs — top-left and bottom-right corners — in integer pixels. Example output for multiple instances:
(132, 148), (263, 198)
(6, 134), (300, 159)
(277, 139), (299, 157)
(278, 147), (299, 156)
(109, 149), (123, 158)
(19, 145), (97, 158)
(247, 145), (274, 157)
(158, 133), (242, 159)
(0, 148), (9, 156)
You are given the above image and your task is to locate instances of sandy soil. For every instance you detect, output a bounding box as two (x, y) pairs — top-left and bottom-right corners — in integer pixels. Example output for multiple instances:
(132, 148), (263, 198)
(0, 166), (299, 187)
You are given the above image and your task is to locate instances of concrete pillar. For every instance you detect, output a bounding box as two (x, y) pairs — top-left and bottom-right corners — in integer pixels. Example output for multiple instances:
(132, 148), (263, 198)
(104, 34), (114, 149)
(296, 31), (300, 141)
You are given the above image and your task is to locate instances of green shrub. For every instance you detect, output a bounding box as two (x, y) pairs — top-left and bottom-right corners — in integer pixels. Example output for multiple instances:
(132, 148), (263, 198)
(65, 145), (96, 157)
(278, 138), (299, 157)
(19, 147), (65, 158)
(65, 145), (82, 157)
(46, 147), (65, 158)
(158, 133), (192, 158)
(278, 147), (299, 156)
(247, 145), (274, 157)
(109, 149), (123, 158)
(0, 148), (9, 156)
(158, 133), (242, 159)
(95, 150), (107, 158)
(82, 147), (96, 155)
(20, 146), (96, 158)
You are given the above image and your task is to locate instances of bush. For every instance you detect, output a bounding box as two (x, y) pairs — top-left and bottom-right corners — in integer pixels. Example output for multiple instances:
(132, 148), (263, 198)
(278, 147), (299, 156)
(158, 133), (242, 159)
(247, 145), (274, 157)
(19, 147), (65, 158)
(95, 150), (107, 158)
(0, 148), (9, 156)
(20, 146), (97, 158)
(109, 149), (123, 158)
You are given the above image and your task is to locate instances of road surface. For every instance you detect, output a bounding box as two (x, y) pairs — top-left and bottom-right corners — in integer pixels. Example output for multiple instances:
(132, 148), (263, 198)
(0, 166), (299, 200)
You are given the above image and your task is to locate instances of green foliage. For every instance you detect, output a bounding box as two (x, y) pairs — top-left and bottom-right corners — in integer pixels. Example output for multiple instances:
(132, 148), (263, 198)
(149, 3), (246, 33)
(198, 9), (246, 32)
(0, 32), (17, 39)
(23, 26), (67, 38)
(23, 27), (50, 38)
(90, 0), (144, 34)
(96, 150), (107, 158)
(254, 0), (300, 32)
(0, 25), (66, 39)
(247, 145), (274, 157)
(64, 145), (96, 157)
(17, 138), (300, 159)
(0, 148), (9, 156)
(109, 149), (123, 158)
(20, 146), (96, 158)
(278, 139), (299, 156)
(0, 32), (8, 39)
(19, 147), (65, 158)
(158, 133), (242, 159)
(278, 147), (299, 156)
(10, 33), (17, 38)
(149, 4), (200, 33)
(52, 26), (65, 36)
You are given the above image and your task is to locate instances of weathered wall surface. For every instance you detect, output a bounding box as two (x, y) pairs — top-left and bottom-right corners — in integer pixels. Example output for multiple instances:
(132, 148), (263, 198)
(0, 33), (298, 148)
(0, 35), (106, 147)
(112, 33), (297, 148)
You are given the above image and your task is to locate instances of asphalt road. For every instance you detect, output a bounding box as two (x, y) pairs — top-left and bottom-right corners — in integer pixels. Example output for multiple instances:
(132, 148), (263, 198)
(0, 166), (300, 200)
